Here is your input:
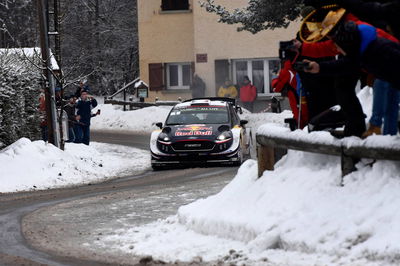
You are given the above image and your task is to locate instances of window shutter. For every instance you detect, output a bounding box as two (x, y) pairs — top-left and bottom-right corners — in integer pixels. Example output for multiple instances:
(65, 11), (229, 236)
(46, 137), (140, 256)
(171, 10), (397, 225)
(149, 63), (165, 91)
(214, 59), (230, 89)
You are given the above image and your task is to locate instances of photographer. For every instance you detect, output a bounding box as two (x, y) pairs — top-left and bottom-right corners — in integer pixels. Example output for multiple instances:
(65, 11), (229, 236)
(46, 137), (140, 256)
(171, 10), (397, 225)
(75, 90), (98, 145)
(275, 39), (344, 131)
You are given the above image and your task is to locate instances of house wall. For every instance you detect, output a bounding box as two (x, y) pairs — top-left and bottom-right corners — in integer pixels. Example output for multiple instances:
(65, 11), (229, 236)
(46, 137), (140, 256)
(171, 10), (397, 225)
(138, 0), (301, 102)
(138, 0), (195, 101)
(192, 0), (300, 97)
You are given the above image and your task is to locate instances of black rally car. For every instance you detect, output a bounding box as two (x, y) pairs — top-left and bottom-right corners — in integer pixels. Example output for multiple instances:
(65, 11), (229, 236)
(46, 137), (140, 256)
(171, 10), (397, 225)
(150, 98), (252, 170)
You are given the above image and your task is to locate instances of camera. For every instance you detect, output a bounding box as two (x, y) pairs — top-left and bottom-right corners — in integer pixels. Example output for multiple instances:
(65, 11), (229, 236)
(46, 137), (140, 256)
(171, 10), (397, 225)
(279, 40), (297, 61)
(279, 40), (295, 50)
(293, 61), (312, 72)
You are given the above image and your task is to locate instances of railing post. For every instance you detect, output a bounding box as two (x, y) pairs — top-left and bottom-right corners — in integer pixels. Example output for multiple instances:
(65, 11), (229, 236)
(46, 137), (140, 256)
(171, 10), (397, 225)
(341, 149), (357, 185)
(257, 144), (275, 178)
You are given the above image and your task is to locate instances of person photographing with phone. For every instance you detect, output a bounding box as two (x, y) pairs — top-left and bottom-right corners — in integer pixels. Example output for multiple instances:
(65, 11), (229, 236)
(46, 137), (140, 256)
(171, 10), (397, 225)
(75, 90), (98, 145)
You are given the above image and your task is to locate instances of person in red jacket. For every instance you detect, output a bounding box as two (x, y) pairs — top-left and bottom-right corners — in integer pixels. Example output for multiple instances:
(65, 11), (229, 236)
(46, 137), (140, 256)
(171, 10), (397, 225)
(239, 76), (257, 112)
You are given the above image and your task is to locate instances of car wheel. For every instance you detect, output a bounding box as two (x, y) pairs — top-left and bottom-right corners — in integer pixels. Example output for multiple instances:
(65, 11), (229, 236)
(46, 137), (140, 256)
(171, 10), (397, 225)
(233, 144), (244, 166)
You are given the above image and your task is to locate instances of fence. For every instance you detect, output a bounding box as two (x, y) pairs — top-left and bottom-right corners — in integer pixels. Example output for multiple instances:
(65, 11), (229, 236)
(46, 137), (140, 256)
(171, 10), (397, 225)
(256, 126), (400, 184)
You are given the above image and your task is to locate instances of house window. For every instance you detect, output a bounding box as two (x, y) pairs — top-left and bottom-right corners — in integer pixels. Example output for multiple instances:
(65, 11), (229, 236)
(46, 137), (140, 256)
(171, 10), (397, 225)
(161, 0), (189, 11)
(166, 63), (191, 89)
(233, 58), (280, 95)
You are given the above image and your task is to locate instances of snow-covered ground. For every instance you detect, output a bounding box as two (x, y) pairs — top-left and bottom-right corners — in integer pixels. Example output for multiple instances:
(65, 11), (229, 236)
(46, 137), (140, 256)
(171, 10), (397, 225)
(4, 87), (400, 265)
(91, 87), (400, 265)
(98, 149), (400, 266)
(91, 104), (173, 134)
(0, 139), (149, 193)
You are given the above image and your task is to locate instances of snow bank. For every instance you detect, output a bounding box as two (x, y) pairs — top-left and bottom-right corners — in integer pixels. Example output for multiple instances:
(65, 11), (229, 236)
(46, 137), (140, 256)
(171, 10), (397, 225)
(102, 146), (400, 265)
(175, 155), (400, 265)
(91, 104), (172, 134)
(90, 103), (291, 134)
(0, 138), (149, 193)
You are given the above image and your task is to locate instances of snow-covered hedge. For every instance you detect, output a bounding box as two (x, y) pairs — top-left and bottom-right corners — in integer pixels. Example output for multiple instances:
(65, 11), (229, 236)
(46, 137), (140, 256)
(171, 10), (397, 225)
(0, 50), (41, 148)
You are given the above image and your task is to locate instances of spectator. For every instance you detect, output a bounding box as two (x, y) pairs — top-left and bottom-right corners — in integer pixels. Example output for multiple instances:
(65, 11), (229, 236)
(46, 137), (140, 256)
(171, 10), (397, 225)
(64, 95), (80, 143)
(75, 91), (98, 145)
(218, 79), (238, 98)
(362, 79), (400, 137)
(38, 89), (47, 142)
(305, 22), (400, 88)
(75, 80), (90, 98)
(239, 76), (257, 113)
(191, 74), (206, 98)
(296, 7), (399, 137)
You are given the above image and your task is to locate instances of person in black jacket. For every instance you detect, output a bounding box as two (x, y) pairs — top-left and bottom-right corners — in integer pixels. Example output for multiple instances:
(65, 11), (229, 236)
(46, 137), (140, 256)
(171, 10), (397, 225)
(305, 22), (400, 89)
(64, 95), (80, 143)
(191, 74), (206, 98)
(75, 90), (98, 145)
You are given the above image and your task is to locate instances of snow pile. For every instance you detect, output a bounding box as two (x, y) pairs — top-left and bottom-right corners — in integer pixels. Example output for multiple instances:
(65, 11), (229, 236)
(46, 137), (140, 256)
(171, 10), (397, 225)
(91, 104), (173, 133)
(0, 138), (149, 193)
(90, 103), (292, 134)
(241, 109), (292, 132)
(101, 137), (400, 265)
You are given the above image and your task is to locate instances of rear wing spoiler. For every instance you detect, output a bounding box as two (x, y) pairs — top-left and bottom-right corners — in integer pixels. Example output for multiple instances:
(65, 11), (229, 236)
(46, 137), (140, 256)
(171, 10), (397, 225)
(184, 97), (242, 114)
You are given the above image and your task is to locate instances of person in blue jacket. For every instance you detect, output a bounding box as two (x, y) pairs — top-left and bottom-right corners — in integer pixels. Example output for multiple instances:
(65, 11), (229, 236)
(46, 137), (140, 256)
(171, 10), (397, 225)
(304, 21), (400, 138)
(75, 90), (98, 145)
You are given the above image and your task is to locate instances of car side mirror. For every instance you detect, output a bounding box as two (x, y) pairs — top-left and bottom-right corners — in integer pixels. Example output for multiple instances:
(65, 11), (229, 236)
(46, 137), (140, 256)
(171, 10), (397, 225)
(240, 120), (248, 126)
(237, 106), (243, 114)
(155, 122), (163, 129)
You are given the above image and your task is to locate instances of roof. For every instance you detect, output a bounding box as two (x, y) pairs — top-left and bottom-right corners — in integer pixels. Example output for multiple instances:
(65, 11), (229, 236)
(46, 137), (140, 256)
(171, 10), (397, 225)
(174, 99), (228, 109)
(0, 47), (60, 70)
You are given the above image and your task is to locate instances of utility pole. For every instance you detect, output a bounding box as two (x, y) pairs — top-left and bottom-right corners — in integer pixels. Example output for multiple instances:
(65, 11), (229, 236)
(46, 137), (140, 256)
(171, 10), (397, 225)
(37, 0), (59, 148)
(49, 0), (65, 150)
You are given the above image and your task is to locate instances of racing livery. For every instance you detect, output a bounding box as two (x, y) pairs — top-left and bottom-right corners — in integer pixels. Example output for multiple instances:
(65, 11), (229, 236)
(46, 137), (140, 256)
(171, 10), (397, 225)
(150, 98), (252, 170)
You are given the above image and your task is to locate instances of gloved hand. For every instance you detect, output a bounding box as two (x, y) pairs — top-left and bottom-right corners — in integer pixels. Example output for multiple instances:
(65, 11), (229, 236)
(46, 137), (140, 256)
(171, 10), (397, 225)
(303, 0), (337, 8)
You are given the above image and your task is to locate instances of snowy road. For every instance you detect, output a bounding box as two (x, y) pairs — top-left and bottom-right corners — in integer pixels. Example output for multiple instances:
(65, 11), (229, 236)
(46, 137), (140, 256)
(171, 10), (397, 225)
(0, 132), (237, 266)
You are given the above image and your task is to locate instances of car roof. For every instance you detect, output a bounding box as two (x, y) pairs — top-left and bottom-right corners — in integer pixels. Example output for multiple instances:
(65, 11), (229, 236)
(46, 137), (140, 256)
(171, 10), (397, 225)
(174, 99), (229, 109)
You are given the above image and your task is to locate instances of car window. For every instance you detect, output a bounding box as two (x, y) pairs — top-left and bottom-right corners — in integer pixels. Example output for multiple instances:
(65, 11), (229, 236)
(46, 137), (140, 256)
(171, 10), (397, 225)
(166, 106), (229, 125)
(229, 106), (239, 126)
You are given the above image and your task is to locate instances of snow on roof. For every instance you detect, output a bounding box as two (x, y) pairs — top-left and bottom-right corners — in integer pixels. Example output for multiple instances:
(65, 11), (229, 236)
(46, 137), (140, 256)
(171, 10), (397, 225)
(174, 99), (228, 109)
(0, 47), (60, 70)
(134, 80), (148, 88)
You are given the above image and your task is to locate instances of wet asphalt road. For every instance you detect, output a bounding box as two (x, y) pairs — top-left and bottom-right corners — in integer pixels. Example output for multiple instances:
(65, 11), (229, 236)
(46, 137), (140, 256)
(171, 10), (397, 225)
(0, 131), (238, 266)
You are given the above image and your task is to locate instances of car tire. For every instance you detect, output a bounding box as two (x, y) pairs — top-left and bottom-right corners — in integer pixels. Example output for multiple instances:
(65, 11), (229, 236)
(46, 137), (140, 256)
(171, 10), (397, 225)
(233, 144), (244, 166)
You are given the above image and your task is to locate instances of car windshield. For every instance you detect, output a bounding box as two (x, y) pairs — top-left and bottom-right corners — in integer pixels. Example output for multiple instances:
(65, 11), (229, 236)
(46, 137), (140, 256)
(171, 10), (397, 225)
(166, 106), (229, 125)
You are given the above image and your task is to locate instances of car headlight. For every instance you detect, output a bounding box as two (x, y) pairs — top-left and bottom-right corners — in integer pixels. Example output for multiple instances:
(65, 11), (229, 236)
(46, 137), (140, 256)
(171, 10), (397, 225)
(158, 132), (171, 142)
(216, 131), (232, 142)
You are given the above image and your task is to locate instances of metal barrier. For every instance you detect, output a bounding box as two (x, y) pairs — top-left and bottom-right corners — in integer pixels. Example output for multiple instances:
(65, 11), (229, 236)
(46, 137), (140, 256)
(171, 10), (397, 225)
(103, 99), (180, 110)
(256, 128), (400, 184)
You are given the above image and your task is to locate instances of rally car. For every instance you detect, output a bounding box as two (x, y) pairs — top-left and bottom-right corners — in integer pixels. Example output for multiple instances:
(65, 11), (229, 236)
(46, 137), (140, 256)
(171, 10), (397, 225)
(150, 97), (252, 170)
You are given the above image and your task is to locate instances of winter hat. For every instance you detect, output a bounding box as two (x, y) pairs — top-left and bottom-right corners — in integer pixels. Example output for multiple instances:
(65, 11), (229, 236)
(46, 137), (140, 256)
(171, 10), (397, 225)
(332, 21), (361, 55)
(299, 5), (346, 43)
(301, 6), (315, 18)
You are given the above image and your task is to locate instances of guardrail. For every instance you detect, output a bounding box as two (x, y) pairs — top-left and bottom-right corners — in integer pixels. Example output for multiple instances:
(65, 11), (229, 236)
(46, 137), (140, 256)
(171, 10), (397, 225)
(104, 98), (180, 110)
(256, 126), (400, 184)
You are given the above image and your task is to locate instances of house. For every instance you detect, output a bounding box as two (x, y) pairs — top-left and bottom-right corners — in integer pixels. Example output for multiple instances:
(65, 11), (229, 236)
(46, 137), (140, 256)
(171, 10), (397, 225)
(138, 0), (300, 106)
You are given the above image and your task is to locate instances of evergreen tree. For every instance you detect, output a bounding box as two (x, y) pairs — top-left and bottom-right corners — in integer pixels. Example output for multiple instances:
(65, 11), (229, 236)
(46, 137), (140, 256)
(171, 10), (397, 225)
(201, 0), (304, 34)
(0, 50), (41, 148)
